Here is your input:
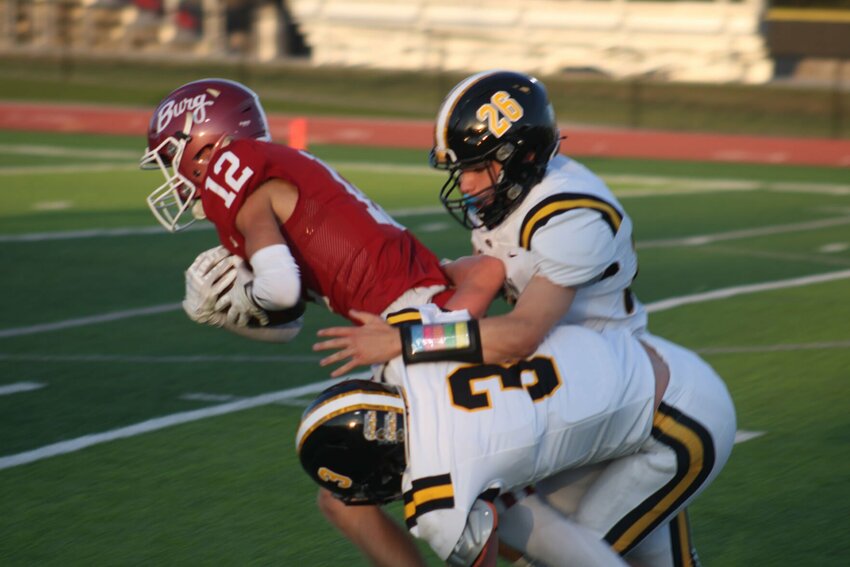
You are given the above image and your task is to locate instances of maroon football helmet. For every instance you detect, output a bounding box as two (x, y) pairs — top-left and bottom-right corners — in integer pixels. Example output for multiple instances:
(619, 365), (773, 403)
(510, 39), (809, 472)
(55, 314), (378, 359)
(140, 78), (270, 231)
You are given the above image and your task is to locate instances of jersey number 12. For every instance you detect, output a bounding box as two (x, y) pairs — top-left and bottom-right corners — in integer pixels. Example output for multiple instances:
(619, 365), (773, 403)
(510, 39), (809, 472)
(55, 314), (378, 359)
(205, 150), (254, 208)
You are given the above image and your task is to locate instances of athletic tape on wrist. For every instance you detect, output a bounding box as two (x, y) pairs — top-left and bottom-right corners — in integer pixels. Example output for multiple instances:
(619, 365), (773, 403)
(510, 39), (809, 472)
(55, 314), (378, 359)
(400, 319), (483, 364)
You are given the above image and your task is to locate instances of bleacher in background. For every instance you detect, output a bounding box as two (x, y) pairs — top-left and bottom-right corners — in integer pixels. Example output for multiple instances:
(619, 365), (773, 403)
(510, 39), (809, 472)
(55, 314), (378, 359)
(286, 0), (773, 83)
(3, 0), (847, 85)
(0, 0), (287, 59)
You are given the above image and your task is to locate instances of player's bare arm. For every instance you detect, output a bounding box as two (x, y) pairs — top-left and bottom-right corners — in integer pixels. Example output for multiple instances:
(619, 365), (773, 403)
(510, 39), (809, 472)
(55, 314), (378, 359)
(236, 178), (298, 257)
(476, 275), (575, 361)
(441, 255), (506, 318)
(314, 274), (576, 376)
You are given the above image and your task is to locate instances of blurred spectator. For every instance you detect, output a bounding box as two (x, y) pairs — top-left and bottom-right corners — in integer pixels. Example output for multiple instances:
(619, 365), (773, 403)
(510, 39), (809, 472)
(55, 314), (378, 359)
(133, 0), (162, 14)
(176, 0), (201, 37)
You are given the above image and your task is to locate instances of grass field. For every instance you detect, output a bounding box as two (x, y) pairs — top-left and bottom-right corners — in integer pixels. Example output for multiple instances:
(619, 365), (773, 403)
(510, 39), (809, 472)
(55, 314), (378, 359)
(0, 130), (849, 566)
(1, 56), (848, 139)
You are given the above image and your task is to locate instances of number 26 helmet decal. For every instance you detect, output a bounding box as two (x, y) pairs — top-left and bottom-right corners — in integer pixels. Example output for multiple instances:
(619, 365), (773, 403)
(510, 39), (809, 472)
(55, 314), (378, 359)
(140, 78), (270, 232)
(431, 70), (560, 230)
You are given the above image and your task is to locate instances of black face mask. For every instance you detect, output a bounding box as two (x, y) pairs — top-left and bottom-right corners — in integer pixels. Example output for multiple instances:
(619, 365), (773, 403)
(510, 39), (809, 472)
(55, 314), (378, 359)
(437, 146), (545, 230)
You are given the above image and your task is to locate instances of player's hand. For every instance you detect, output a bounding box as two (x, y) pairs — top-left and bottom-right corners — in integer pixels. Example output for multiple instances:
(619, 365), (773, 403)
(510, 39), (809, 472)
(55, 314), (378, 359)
(220, 260), (270, 327)
(313, 310), (403, 377)
(183, 246), (238, 327)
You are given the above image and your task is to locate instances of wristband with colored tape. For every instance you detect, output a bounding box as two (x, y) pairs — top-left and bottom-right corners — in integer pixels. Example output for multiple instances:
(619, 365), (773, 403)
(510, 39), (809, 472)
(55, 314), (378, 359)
(400, 319), (483, 364)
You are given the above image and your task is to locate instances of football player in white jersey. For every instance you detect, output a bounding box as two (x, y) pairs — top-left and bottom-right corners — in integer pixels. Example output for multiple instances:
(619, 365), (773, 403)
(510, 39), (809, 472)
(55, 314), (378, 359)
(312, 71), (714, 565)
(315, 69), (644, 370)
(299, 309), (736, 566)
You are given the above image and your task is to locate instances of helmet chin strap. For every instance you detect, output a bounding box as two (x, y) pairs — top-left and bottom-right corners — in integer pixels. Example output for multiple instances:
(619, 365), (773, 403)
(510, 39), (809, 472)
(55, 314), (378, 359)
(191, 200), (207, 220)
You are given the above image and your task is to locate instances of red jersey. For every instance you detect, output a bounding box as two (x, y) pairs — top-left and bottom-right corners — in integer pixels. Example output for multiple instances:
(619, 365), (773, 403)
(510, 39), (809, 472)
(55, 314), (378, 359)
(200, 139), (450, 319)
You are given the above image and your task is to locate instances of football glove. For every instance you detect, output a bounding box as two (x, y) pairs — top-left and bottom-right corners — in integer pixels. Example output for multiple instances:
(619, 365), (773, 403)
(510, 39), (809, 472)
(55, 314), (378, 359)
(218, 259), (270, 328)
(183, 245), (239, 327)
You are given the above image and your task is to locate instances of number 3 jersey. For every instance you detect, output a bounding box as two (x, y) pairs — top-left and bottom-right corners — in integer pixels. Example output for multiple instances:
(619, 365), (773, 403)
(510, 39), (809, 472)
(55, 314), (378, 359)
(472, 154), (647, 334)
(384, 324), (656, 561)
(200, 139), (450, 318)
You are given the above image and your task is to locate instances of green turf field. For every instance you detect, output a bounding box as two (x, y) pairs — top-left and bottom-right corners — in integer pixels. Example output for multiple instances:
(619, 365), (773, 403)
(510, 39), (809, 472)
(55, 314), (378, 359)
(0, 131), (849, 566)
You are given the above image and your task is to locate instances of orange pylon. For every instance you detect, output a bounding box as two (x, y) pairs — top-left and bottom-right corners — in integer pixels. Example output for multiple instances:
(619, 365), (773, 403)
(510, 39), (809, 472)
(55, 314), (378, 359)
(289, 117), (308, 150)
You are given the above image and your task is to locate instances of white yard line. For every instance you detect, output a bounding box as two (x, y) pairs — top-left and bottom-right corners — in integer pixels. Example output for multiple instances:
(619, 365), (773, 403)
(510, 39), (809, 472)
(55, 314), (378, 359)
(697, 341), (850, 355)
(646, 269), (850, 313)
(180, 392), (312, 407)
(0, 144), (138, 159)
(639, 216), (850, 249)
(0, 207), (444, 243)
(4, 210), (849, 245)
(0, 303), (181, 339)
(0, 225), (182, 242)
(0, 376), (359, 472)
(734, 431), (766, 444)
(691, 245), (850, 269)
(1, 268), (844, 470)
(0, 353), (321, 364)
(0, 381), (45, 396)
(0, 164), (137, 176)
(2, 266), (848, 340)
(4, 339), (845, 367)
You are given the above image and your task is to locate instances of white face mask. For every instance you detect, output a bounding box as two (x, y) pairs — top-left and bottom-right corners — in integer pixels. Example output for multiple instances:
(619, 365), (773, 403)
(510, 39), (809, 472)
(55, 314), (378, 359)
(139, 134), (198, 232)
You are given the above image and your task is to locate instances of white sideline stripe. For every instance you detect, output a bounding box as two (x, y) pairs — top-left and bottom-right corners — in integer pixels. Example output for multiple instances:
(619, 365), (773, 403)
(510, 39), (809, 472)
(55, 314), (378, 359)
(4, 339), (846, 366)
(646, 269), (850, 313)
(0, 224), (209, 242)
(734, 430), (766, 444)
(4, 209), (848, 245)
(0, 381), (45, 396)
(4, 267), (850, 340)
(182, 392), (318, 407)
(639, 216), (850, 249)
(0, 375), (365, 471)
(0, 164), (137, 176)
(0, 353), (321, 363)
(4, 336), (848, 368)
(0, 303), (181, 338)
(697, 340), (850, 355)
(0, 271), (844, 470)
(0, 144), (138, 159)
(0, 207), (444, 243)
(181, 393), (240, 403)
(2, 143), (848, 194)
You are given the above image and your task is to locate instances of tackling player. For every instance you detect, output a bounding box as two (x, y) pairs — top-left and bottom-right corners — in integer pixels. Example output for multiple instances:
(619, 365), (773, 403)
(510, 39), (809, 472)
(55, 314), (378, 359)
(299, 308), (737, 566)
(139, 78), (505, 567)
(313, 70), (708, 564)
(316, 70), (644, 368)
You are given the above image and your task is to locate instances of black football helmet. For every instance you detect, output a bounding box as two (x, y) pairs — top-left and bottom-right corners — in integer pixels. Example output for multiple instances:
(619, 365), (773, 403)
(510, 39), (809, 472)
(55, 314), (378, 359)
(430, 70), (560, 229)
(296, 379), (406, 505)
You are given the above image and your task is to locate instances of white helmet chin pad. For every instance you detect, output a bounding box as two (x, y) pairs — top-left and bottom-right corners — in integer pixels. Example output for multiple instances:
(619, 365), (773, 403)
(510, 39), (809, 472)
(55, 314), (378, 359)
(140, 135), (198, 232)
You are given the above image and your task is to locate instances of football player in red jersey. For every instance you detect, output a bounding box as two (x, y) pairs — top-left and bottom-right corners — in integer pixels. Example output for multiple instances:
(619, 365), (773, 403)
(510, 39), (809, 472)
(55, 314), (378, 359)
(140, 78), (504, 567)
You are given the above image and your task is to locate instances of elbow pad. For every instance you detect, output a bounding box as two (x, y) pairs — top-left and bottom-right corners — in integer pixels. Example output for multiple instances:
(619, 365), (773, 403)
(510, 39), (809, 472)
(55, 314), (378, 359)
(249, 244), (302, 311)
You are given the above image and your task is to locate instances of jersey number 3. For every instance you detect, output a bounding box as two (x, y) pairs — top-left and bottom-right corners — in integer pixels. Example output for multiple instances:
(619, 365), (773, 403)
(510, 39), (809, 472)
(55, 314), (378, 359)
(205, 150), (254, 208)
(448, 356), (561, 411)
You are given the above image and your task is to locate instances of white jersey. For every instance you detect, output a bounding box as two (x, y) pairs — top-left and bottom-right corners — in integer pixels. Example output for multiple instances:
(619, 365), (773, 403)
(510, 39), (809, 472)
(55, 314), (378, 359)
(471, 155), (647, 333)
(384, 325), (656, 560)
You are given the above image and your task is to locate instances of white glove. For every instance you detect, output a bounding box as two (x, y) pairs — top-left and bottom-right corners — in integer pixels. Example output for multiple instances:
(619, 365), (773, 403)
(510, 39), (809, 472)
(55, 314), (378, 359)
(217, 260), (270, 328)
(182, 246), (239, 327)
